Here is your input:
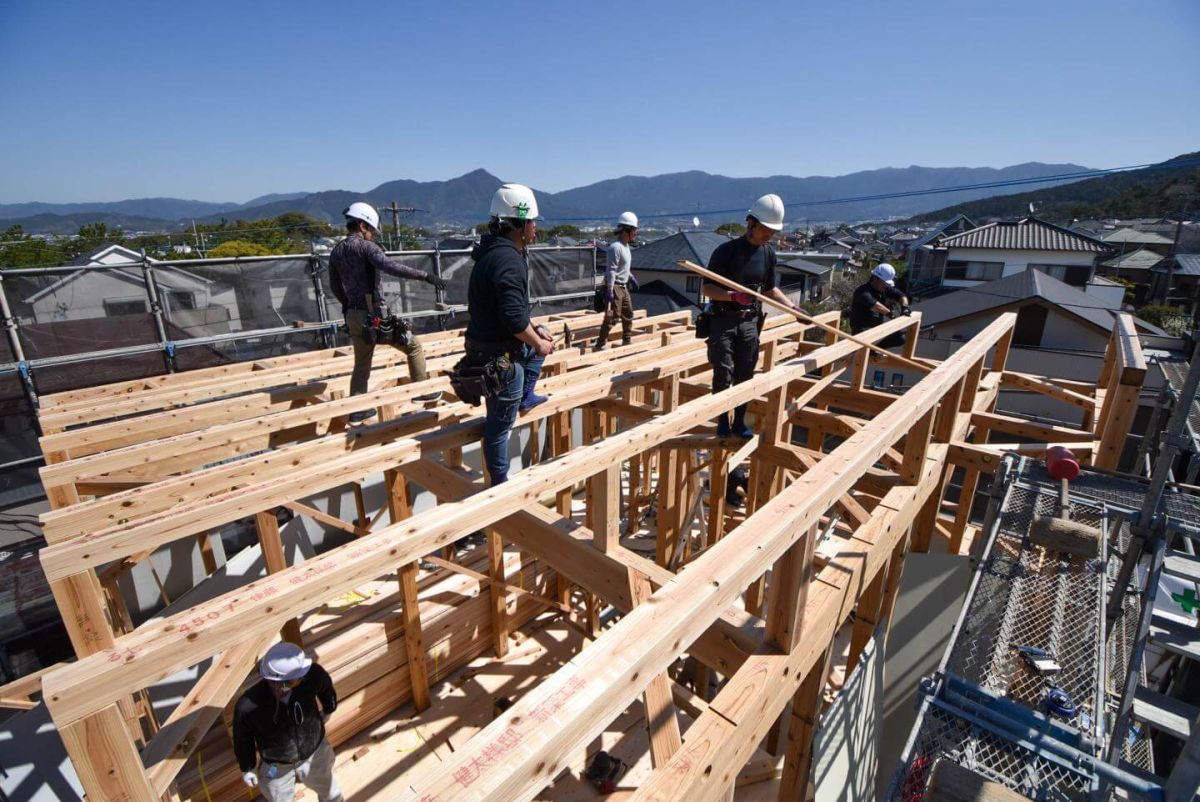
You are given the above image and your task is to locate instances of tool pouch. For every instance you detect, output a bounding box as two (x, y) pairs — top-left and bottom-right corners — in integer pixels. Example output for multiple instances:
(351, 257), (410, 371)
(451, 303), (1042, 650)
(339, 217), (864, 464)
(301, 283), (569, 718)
(449, 352), (512, 406)
(374, 315), (413, 348)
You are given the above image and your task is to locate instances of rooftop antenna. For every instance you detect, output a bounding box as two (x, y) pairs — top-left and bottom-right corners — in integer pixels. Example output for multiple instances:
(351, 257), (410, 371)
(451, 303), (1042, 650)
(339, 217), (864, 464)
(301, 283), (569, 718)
(692, 216), (700, 230)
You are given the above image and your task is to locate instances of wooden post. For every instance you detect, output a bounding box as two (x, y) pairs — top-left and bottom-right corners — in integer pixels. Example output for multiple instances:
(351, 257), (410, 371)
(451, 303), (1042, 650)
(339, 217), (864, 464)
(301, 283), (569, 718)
(629, 569), (683, 766)
(399, 562), (431, 711)
(778, 646), (834, 802)
(656, 375), (682, 568)
(487, 530), (509, 659)
(59, 704), (157, 801)
(254, 510), (303, 646)
(385, 466), (432, 710)
(589, 464), (621, 552)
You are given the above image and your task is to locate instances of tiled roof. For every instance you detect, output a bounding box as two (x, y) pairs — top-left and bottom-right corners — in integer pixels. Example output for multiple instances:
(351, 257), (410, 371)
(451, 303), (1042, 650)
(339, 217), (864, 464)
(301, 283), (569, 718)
(939, 217), (1110, 253)
(910, 213), (978, 251)
(1101, 248), (1164, 271)
(1100, 227), (1174, 246)
(631, 231), (731, 272)
(1153, 253), (1200, 276)
(912, 270), (1165, 335)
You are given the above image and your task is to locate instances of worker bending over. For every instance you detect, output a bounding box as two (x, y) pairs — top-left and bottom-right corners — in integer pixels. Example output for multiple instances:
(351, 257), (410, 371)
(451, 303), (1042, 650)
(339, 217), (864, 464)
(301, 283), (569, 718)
(234, 643), (342, 802)
(703, 194), (799, 438)
(849, 263), (909, 347)
(329, 202), (447, 424)
(595, 211), (639, 350)
(464, 183), (555, 485)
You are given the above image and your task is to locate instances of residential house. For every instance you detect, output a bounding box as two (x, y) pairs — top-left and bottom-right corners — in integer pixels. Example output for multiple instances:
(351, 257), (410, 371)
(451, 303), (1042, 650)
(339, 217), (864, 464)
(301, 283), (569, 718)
(886, 230), (920, 258)
(1100, 227), (1175, 257)
(934, 217), (1110, 290)
(905, 214), (977, 294)
(627, 231), (732, 303)
(1096, 248), (1163, 304)
(1150, 254), (1200, 311)
(777, 257), (832, 303)
(905, 270), (1164, 424)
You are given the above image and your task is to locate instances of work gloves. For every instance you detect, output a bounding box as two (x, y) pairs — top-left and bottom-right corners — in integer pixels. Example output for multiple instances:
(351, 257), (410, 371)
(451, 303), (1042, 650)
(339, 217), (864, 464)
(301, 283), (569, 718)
(243, 771), (259, 788)
(628, 275), (639, 290)
(424, 273), (447, 292)
(729, 291), (754, 306)
(901, 306), (912, 317)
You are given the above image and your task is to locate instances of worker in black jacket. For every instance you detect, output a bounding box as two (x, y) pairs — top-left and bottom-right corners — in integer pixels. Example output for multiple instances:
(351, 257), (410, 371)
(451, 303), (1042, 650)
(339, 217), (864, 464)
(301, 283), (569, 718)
(703, 194), (799, 438)
(329, 202), (447, 424)
(464, 183), (555, 485)
(233, 643), (342, 802)
(849, 263), (909, 347)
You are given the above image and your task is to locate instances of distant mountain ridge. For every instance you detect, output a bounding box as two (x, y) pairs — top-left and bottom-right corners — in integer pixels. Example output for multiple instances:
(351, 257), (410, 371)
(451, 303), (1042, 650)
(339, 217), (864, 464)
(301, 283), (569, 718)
(906, 151), (1200, 223)
(2, 163), (1096, 233)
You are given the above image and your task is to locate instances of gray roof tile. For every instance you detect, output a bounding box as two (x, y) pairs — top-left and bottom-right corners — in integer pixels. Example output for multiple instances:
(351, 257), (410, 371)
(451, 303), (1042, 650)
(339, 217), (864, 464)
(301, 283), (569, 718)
(940, 217), (1110, 253)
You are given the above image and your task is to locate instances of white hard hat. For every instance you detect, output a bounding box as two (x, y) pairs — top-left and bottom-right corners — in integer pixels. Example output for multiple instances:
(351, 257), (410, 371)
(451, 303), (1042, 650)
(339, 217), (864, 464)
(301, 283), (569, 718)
(748, 194), (785, 231)
(871, 263), (897, 286)
(259, 642), (313, 682)
(617, 211), (639, 228)
(489, 183), (539, 222)
(344, 202), (380, 232)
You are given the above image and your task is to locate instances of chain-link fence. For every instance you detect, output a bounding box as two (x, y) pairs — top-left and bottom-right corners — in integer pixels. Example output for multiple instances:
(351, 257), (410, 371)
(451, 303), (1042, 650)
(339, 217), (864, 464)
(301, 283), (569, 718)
(0, 245), (599, 502)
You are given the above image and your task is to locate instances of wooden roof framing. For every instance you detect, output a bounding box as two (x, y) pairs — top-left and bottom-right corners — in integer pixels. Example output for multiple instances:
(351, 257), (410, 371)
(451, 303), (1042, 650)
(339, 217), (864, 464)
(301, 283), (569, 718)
(20, 300), (1148, 801)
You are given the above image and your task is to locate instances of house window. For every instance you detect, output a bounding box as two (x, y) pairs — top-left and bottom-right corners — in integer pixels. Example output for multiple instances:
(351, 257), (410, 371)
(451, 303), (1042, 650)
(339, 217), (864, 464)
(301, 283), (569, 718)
(686, 276), (701, 293)
(945, 260), (1003, 281)
(165, 290), (196, 311)
(1030, 264), (1090, 286)
(872, 370), (886, 388)
(891, 373), (904, 389)
(103, 298), (147, 317)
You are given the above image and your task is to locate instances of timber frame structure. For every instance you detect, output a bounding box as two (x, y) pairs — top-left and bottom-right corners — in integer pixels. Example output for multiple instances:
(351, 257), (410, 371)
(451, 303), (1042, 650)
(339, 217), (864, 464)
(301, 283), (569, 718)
(15, 302), (1148, 800)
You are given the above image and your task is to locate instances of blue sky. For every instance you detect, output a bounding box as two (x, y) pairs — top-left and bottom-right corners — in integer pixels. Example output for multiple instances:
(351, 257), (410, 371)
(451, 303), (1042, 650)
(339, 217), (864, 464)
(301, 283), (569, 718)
(1, 0), (1197, 203)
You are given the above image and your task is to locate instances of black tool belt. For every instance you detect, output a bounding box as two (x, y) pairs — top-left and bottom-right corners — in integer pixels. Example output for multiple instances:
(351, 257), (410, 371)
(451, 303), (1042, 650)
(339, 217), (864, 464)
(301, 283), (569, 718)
(449, 339), (517, 406)
(710, 301), (760, 319)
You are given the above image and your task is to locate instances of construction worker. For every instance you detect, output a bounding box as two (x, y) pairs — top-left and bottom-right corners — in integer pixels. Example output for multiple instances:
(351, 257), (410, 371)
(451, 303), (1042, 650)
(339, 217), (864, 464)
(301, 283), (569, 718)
(703, 193), (798, 438)
(849, 263), (910, 347)
(329, 201), (447, 424)
(594, 211), (639, 350)
(234, 643), (342, 802)
(464, 183), (555, 485)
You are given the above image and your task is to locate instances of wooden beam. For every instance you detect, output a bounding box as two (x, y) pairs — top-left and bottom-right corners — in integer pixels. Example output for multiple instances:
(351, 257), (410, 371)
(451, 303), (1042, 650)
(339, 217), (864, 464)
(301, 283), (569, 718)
(254, 510), (303, 646)
(589, 464), (621, 552)
(59, 704), (157, 801)
(40, 314), (921, 732)
(399, 314), (1014, 801)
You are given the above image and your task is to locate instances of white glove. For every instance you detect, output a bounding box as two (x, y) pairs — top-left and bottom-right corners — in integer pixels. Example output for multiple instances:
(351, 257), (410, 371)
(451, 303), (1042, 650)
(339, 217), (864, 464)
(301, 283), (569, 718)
(243, 770), (259, 788)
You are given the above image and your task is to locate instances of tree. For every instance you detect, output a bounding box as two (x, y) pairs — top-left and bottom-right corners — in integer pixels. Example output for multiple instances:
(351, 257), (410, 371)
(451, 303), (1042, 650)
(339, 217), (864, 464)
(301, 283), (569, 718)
(546, 224), (582, 239)
(715, 222), (746, 237)
(208, 240), (275, 258)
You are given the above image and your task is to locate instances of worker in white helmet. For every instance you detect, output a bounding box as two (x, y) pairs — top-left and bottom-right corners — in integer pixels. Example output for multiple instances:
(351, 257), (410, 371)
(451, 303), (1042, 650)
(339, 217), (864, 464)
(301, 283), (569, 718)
(329, 202), (448, 424)
(460, 183), (555, 485)
(702, 194), (799, 438)
(594, 211), (639, 350)
(233, 643), (341, 802)
(849, 262), (909, 347)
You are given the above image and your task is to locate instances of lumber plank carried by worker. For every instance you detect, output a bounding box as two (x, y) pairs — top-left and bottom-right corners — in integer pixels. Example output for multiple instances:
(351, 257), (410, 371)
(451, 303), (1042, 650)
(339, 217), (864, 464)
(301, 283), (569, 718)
(677, 258), (928, 372)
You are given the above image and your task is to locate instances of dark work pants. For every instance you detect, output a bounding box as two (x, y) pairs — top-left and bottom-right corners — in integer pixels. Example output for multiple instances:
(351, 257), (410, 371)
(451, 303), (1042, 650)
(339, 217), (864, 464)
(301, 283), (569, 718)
(345, 308), (427, 396)
(707, 314), (760, 393)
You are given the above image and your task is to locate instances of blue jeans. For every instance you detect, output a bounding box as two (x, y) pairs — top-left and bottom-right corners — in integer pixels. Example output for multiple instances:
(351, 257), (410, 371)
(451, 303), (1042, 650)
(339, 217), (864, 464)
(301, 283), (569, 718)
(482, 346), (544, 486)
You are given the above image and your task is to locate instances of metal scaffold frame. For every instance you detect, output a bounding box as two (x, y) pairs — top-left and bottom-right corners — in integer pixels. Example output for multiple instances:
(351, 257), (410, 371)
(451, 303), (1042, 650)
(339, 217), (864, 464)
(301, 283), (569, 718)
(1, 304), (1154, 800)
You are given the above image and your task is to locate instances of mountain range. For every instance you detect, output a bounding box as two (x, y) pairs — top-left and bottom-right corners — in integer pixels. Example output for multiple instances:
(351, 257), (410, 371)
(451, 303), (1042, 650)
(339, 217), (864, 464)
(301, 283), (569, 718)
(0, 163), (1096, 234)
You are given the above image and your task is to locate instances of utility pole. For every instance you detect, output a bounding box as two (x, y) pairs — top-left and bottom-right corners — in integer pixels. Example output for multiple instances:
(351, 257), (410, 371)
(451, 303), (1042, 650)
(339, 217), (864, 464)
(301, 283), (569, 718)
(383, 202), (416, 251)
(191, 219), (206, 257)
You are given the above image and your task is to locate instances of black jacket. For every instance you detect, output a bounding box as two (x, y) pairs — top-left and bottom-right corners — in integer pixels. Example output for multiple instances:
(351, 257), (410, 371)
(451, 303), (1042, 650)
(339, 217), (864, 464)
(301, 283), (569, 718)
(849, 281), (905, 333)
(465, 235), (532, 346)
(232, 664), (337, 771)
(329, 233), (428, 313)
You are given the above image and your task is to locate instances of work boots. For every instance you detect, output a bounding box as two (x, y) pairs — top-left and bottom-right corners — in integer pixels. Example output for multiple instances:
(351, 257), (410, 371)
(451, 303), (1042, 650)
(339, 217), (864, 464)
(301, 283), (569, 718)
(731, 404), (753, 439)
(519, 369), (548, 412)
(716, 413), (732, 438)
